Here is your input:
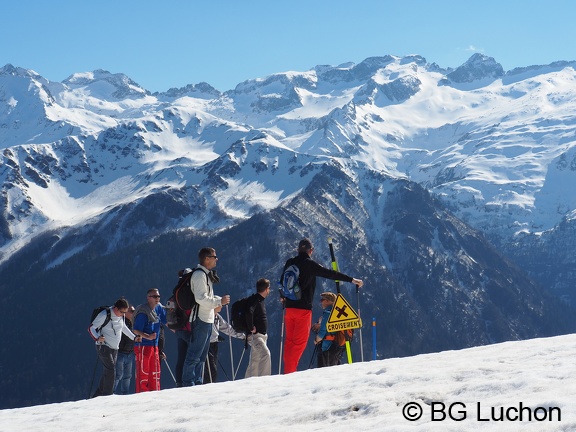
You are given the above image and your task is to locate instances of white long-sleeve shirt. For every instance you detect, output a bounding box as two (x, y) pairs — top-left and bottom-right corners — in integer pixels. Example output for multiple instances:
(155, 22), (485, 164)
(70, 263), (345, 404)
(210, 313), (245, 343)
(190, 265), (222, 324)
(89, 307), (137, 350)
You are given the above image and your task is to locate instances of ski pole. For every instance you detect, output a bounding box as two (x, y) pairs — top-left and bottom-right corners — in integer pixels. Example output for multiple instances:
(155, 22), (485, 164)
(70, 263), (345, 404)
(205, 355), (213, 383)
(357, 284), (364, 362)
(87, 351), (99, 399)
(225, 304), (235, 380)
(217, 357), (231, 380)
(234, 344), (247, 378)
(372, 317), (377, 360)
(308, 343), (319, 369)
(278, 300), (285, 374)
(163, 357), (177, 384)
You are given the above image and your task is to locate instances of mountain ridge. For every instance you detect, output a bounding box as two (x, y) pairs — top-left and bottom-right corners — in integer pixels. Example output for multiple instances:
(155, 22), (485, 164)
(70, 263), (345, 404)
(3, 52), (576, 282)
(2, 53), (576, 408)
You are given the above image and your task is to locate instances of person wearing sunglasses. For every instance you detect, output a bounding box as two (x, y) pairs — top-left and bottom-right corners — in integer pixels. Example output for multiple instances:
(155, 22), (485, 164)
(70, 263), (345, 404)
(113, 306), (137, 395)
(133, 288), (167, 392)
(182, 247), (231, 386)
(314, 292), (344, 368)
(89, 298), (142, 397)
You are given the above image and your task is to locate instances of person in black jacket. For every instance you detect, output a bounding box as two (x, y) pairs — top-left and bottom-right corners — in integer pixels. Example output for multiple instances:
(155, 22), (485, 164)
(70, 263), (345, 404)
(282, 238), (363, 374)
(244, 278), (272, 377)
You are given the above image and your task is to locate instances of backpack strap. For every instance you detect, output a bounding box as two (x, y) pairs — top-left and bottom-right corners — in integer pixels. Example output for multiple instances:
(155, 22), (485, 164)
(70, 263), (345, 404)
(95, 308), (112, 333)
(185, 267), (210, 323)
(192, 267), (211, 288)
(190, 266), (212, 299)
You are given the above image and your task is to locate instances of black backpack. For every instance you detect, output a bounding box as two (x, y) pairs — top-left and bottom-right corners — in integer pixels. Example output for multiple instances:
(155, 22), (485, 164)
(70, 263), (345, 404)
(230, 296), (251, 333)
(165, 268), (207, 330)
(90, 306), (111, 333)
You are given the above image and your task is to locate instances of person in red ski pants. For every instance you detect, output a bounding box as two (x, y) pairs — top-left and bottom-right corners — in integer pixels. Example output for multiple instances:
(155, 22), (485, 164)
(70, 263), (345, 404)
(132, 288), (167, 392)
(281, 238), (363, 373)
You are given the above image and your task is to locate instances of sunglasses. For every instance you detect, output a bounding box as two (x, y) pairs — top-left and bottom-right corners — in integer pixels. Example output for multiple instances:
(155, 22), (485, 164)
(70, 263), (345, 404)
(148, 295), (161, 299)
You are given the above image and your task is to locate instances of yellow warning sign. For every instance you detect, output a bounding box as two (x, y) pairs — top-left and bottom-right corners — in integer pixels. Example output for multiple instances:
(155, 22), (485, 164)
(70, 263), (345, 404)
(326, 293), (362, 332)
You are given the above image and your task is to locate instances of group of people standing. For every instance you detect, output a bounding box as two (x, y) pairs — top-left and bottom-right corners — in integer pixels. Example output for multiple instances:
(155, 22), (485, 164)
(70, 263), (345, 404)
(88, 238), (363, 397)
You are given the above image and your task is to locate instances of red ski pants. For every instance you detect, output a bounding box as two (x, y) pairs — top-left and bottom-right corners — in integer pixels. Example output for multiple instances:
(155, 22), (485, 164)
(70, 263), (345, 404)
(134, 345), (160, 392)
(283, 308), (312, 374)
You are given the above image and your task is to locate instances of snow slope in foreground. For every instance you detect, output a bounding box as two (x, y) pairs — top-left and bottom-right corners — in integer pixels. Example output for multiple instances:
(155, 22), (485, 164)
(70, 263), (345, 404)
(2, 334), (575, 431)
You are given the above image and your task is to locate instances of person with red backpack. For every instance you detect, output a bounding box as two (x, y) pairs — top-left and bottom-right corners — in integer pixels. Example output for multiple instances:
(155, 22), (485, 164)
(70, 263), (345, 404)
(281, 238), (363, 374)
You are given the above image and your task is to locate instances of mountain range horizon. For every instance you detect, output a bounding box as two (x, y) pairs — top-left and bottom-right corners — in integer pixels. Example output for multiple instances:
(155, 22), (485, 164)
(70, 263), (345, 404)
(2, 52), (576, 409)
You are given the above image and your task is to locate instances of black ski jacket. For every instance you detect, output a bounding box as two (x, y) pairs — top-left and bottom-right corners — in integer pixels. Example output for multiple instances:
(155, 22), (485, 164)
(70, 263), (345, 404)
(118, 318), (135, 354)
(283, 252), (353, 310)
(245, 293), (268, 335)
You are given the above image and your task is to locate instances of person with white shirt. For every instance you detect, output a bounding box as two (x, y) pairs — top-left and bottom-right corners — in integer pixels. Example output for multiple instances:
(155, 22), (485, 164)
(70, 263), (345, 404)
(88, 298), (142, 397)
(182, 247), (230, 386)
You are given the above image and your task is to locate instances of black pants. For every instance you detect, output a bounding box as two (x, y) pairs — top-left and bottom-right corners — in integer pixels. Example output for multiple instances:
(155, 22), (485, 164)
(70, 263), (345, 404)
(93, 344), (118, 397)
(317, 343), (343, 368)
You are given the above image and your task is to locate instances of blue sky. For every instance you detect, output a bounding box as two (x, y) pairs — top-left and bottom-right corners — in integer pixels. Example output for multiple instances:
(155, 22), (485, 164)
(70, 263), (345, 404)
(3, 0), (575, 92)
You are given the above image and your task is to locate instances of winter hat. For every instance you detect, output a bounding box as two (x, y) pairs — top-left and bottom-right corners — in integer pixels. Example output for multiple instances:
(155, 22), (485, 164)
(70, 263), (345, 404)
(320, 292), (337, 303)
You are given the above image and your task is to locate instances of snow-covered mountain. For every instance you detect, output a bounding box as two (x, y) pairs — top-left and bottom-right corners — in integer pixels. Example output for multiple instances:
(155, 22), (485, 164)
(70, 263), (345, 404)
(2, 55), (576, 259)
(2, 54), (576, 409)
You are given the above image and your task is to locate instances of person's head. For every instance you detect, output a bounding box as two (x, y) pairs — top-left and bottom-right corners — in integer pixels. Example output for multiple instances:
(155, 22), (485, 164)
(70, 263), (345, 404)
(256, 278), (271, 298)
(199, 247), (218, 270)
(126, 305), (135, 320)
(113, 298), (129, 316)
(147, 288), (161, 307)
(298, 238), (314, 256)
(320, 292), (337, 308)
